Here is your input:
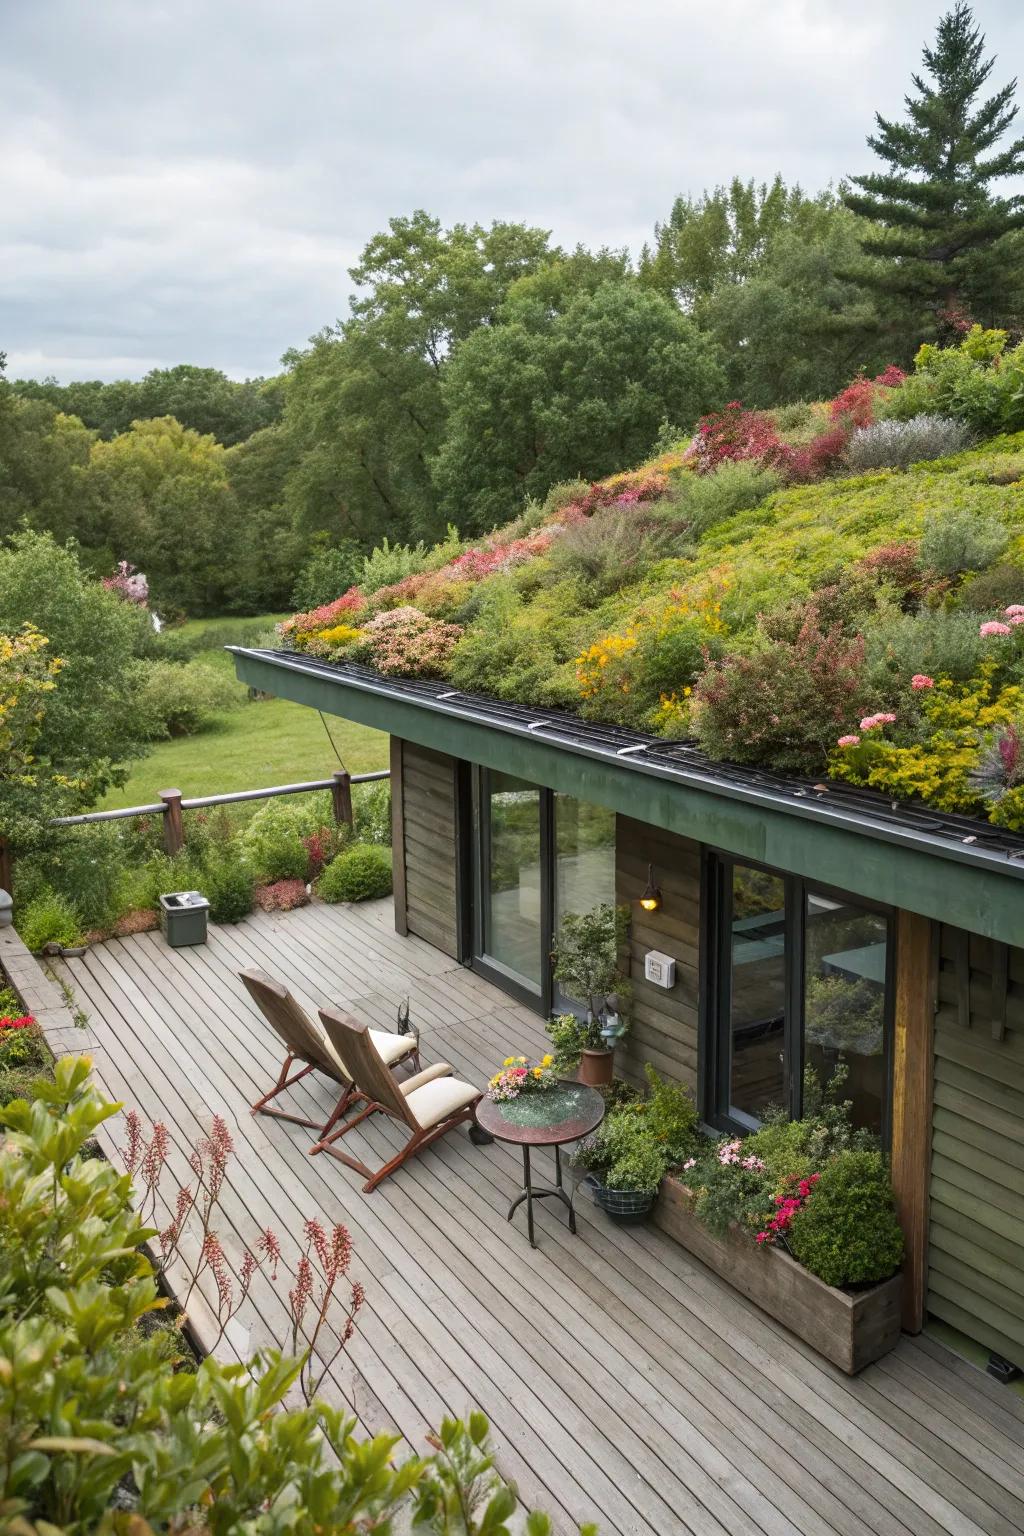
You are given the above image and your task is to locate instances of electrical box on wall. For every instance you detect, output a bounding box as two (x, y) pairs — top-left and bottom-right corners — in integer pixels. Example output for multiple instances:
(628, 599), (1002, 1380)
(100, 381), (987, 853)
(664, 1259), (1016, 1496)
(644, 950), (676, 989)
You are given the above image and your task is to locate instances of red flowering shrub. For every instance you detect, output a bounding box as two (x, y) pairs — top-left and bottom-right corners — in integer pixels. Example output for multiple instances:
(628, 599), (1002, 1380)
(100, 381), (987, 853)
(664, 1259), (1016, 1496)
(756, 1172), (821, 1245)
(301, 825), (342, 880)
(285, 587), (365, 634)
(0, 1014), (35, 1031)
(829, 367), (907, 427)
(560, 470), (669, 518)
(446, 531), (554, 581)
(691, 611), (870, 774)
(254, 879), (310, 912)
(855, 540), (925, 604)
(362, 607), (463, 678)
(688, 403), (786, 475)
(785, 426), (851, 483)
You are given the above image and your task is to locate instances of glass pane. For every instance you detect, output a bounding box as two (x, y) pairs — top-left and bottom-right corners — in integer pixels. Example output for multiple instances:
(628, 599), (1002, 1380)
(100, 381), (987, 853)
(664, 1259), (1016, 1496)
(553, 794), (617, 1012)
(804, 892), (888, 1135)
(481, 771), (542, 990)
(728, 865), (787, 1120)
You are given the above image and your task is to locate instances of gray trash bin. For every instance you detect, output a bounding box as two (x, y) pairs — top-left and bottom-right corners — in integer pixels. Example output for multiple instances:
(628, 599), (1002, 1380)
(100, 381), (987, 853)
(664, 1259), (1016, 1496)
(159, 890), (210, 948)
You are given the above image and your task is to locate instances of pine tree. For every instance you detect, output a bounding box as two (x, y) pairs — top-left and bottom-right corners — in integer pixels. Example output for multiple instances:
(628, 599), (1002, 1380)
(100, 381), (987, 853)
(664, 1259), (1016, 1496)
(844, 3), (1024, 328)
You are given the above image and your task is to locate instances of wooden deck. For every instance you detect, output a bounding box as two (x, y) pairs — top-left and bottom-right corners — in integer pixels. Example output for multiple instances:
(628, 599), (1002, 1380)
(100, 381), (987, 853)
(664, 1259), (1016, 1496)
(53, 900), (1024, 1536)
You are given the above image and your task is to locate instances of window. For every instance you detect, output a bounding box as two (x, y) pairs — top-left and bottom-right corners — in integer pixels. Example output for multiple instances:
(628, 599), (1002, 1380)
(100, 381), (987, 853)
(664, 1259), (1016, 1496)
(472, 773), (616, 1011)
(708, 857), (892, 1138)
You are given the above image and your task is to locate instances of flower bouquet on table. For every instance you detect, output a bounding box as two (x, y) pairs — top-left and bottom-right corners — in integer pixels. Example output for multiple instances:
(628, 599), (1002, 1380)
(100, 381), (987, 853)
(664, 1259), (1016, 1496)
(486, 1054), (557, 1102)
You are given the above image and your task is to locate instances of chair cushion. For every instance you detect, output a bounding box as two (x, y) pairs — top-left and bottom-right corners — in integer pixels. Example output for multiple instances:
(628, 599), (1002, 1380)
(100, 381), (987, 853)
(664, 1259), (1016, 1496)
(405, 1075), (480, 1130)
(371, 1029), (418, 1068)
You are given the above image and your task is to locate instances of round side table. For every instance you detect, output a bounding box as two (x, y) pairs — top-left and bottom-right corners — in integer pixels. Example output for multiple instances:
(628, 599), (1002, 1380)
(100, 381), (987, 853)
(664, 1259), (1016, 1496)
(475, 1081), (606, 1248)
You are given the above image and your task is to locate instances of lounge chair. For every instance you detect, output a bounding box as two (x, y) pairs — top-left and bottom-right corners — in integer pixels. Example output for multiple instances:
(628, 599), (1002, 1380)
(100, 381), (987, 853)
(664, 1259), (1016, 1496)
(311, 1006), (483, 1191)
(238, 968), (420, 1141)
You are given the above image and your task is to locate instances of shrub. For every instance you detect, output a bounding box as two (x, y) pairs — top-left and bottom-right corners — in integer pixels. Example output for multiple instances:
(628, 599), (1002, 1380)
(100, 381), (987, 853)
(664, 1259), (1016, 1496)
(688, 402), (786, 475)
(318, 844), (392, 903)
(352, 779), (392, 845)
(203, 855), (254, 922)
(291, 539), (363, 610)
(546, 509), (675, 598)
(773, 400), (814, 432)
(360, 607), (463, 678)
(241, 797), (319, 881)
(786, 1150), (904, 1288)
(0, 1018), (51, 1106)
(678, 460), (781, 537)
(605, 1137), (666, 1194)
(254, 878), (310, 912)
(863, 603), (991, 690)
(692, 611), (869, 774)
(361, 536), (430, 591)
(134, 658), (241, 739)
(883, 328), (1024, 435)
(919, 507), (1008, 576)
(846, 414), (974, 472)
(959, 562), (1024, 613)
(642, 1063), (699, 1164)
(15, 889), (83, 951)
(551, 903), (630, 1019)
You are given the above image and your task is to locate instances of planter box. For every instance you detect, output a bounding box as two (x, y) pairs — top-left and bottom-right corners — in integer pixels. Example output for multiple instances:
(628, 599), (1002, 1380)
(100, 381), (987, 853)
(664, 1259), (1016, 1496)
(654, 1174), (902, 1374)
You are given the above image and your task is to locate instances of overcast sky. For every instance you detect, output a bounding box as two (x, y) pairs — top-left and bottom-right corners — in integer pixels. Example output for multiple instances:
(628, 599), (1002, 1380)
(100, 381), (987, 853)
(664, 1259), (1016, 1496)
(3, 0), (1023, 383)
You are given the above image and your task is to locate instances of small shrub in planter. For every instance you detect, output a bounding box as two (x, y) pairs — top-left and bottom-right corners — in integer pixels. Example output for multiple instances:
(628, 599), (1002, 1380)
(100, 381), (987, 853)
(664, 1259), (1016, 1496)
(786, 1150), (905, 1287)
(318, 844), (393, 903)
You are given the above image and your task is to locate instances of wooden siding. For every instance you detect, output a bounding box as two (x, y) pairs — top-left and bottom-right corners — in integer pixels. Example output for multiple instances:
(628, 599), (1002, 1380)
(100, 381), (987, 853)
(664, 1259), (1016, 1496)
(890, 912), (937, 1334)
(396, 740), (460, 959)
(615, 817), (701, 1091)
(928, 929), (1024, 1365)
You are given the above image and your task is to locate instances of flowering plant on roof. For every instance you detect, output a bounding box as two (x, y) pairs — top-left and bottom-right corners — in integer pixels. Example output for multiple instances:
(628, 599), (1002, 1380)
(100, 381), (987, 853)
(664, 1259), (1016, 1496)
(486, 1053), (557, 1102)
(282, 587), (365, 636)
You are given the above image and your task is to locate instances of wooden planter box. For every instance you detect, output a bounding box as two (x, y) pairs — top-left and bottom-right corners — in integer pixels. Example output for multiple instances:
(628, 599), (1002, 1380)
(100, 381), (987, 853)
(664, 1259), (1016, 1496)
(654, 1175), (902, 1374)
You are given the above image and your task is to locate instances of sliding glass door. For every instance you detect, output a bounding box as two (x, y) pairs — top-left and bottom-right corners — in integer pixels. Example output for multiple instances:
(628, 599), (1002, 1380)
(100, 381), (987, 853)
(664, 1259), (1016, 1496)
(472, 770), (616, 1010)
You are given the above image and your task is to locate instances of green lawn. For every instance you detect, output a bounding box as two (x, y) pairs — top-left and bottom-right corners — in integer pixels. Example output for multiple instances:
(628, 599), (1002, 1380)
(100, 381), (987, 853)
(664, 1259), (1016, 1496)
(101, 615), (388, 809)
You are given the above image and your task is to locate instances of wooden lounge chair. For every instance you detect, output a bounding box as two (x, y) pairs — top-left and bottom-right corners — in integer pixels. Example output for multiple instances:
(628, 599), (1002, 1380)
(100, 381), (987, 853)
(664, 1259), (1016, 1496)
(238, 968), (421, 1141)
(311, 1006), (483, 1191)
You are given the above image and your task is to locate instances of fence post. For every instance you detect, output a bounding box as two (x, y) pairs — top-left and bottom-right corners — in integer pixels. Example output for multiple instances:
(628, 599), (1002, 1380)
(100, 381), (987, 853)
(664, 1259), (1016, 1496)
(331, 770), (353, 828)
(159, 789), (184, 856)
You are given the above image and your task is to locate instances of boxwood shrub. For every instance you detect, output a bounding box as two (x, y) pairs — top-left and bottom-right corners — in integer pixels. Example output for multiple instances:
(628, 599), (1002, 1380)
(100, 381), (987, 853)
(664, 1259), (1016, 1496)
(318, 844), (392, 903)
(786, 1149), (904, 1288)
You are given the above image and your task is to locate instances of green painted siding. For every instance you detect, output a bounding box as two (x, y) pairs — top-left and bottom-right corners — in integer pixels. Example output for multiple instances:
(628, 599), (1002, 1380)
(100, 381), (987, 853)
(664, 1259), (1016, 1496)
(231, 651), (1024, 946)
(928, 931), (1024, 1367)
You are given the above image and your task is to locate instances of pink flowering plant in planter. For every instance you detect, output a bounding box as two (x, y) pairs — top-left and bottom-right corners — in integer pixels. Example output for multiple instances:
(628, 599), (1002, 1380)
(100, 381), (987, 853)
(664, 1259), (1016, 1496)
(674, 1064), (904, 1289)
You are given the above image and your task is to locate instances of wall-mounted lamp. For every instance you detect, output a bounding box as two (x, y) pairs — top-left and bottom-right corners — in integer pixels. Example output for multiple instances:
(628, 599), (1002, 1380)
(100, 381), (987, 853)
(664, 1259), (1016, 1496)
(639, 863), (662, 913)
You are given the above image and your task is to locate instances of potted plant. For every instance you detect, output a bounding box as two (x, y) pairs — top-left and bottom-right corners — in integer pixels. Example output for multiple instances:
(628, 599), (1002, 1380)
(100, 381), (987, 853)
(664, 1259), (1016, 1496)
(549, 903), (630, 1086)
(572, 1096), (669, 1222)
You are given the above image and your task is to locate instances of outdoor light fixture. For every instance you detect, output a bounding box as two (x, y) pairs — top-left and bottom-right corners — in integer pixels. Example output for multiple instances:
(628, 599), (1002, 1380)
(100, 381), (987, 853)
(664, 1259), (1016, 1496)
(639, 863), (662, 913)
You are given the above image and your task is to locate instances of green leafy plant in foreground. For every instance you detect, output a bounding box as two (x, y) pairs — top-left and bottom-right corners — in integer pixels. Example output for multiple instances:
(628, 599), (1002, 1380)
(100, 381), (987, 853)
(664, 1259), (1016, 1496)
(0, 1057), (596, 1535)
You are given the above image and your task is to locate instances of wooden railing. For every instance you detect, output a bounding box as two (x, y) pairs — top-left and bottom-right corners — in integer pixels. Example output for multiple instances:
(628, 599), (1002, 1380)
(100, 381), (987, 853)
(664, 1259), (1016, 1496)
(47, 769), (390, 857)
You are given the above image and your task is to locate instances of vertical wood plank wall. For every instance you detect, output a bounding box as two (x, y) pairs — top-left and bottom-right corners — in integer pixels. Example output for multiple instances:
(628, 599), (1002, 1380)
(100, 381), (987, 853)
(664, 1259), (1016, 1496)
(890, 912), (936, 1333)
(614, 816), (701, 1092)
(927, 929), (1024, 1365)
(391, 739), (460, 959)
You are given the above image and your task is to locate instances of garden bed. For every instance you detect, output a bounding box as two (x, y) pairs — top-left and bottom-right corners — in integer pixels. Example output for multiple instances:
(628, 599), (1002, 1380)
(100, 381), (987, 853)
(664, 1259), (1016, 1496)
(654, 1173), (902, 1373)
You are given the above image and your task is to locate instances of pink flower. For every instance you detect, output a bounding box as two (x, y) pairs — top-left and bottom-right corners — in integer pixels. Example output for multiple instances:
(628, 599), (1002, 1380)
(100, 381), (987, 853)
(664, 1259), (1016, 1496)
(859, 713), (896, 731)
(682, 1157), (697, 1170)
(910, 674), (933, 690)
(980, 621), (1012, 637)
(1004, 605), (1024, 617)
(837, 734), (861, 748)
(1009, 615), (1024, 627)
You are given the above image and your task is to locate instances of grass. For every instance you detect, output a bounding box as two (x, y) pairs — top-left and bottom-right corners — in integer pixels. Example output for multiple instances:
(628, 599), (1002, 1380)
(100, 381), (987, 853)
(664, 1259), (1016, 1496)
(101, 614), (388, 810)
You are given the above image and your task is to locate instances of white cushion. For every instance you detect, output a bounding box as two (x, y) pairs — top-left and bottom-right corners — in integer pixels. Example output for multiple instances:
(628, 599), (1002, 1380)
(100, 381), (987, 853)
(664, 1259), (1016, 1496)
(405, 1075), (479, 1130)
(370, 1029), (418, 1068)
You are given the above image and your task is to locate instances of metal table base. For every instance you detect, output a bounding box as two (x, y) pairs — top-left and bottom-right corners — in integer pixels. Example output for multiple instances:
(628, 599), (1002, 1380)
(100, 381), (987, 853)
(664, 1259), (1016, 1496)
(508, 1143), (576, 1248)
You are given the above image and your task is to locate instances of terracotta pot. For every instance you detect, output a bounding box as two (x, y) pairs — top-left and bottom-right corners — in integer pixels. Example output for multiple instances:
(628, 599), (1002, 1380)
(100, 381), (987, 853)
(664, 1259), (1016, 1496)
(578, 1047), (613, 1087)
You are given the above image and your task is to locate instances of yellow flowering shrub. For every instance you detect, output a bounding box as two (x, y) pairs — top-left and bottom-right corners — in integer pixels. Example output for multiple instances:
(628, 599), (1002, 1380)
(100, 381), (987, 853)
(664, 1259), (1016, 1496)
(315, 623), (363, 647)
(829, 663), (1024, 814)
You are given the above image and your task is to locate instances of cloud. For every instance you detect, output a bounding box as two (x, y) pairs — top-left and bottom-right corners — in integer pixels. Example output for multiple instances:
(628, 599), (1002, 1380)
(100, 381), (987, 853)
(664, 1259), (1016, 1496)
(2, 0), (1022, 380)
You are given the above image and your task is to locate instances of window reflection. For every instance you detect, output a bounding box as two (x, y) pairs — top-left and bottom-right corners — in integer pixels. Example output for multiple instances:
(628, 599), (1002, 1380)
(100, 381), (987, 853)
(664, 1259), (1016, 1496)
(482, 772), (542, 989)
(728, 865), (787, 1120)
(804, 892), (887, 1135)
(553, 794), (617, 1012)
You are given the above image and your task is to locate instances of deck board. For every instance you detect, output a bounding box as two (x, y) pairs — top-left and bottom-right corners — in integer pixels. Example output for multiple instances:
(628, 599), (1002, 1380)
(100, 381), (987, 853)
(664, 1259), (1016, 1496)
(52, 899), (1024, 1536)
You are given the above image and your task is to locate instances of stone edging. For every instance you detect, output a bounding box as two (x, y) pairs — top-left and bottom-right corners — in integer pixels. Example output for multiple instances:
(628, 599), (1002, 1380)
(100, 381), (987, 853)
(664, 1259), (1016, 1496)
(0, 927), (101, 1062)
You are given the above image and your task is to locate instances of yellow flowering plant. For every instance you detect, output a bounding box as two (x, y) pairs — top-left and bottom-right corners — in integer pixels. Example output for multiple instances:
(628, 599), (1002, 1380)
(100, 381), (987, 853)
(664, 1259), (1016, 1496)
(486, 1053), (558, 1102)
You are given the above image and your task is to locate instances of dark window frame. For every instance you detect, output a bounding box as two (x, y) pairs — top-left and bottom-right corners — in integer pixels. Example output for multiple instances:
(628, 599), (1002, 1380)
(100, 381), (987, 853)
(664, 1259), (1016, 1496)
(702, 851), (895, 1145)
(469, 765), (554, 1015)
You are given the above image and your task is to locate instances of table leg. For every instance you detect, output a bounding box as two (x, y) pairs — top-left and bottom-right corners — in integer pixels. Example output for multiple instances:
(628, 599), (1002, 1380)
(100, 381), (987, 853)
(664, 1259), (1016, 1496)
(524, 1145), (535, 1247)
